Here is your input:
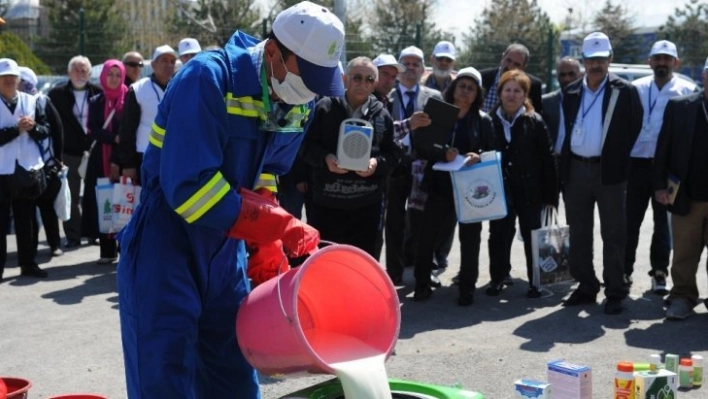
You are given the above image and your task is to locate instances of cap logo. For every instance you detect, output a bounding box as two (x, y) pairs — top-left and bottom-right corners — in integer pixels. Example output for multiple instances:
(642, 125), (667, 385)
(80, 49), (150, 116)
(328, 41), (338, 58)
(593, 40), (600, 47)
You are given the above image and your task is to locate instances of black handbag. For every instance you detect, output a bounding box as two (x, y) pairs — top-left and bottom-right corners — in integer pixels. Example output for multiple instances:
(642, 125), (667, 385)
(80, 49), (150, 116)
(12, 161), (47, 200)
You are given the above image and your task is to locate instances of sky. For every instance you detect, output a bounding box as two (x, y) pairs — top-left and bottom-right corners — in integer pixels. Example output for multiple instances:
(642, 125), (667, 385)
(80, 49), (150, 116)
(434, 0), (693, 42)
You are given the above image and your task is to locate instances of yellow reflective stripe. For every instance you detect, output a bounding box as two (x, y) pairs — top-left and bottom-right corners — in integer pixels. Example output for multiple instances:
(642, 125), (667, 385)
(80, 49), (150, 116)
(149, 123), (166, 148)
(225, 93), (265, 119)
(254, 173), (277, 192)
(175, 172), (231, 223)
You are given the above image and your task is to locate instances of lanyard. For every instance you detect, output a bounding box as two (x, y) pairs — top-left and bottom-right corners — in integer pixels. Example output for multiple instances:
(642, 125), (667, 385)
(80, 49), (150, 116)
(396, 85), (418, 117)
(150, 81), (163, 103)
(647, 84), (660, 119)
(74, 90), (87, 120)
(580, 82), (606, 120)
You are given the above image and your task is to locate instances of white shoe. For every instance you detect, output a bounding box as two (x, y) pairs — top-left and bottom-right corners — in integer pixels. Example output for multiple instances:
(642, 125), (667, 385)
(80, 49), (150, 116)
(96, 257), (117, 264)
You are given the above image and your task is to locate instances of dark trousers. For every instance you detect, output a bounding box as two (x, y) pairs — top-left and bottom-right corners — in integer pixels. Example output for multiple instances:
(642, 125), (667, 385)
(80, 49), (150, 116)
(308, 200), (384, 260)
(625, 158), (670, 276)
(12, 197), (39, 266)
(435, 225), (455, 267)
(63, 154), (83, 242)
(0, 175), (12, 274)
(563, 159), (628, 299)
(385, 173), (412, 280)
(36, 172), (62, 251)
(488, 178), (542, 287)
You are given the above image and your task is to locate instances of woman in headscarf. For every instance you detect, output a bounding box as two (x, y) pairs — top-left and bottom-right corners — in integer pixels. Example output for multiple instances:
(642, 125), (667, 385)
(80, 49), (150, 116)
(83, 60), (128, 264)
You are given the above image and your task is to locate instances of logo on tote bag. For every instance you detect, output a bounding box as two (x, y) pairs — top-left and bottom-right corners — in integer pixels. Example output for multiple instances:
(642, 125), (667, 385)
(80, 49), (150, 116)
(464, 179), (497, 208)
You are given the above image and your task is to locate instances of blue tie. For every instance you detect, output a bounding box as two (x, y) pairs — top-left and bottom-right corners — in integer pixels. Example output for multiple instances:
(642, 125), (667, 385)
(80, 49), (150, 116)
(404, 90), (415, 118)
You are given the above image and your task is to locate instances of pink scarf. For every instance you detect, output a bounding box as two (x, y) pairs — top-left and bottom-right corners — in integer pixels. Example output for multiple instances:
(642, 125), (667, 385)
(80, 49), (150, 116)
(99, 60), (129, 177)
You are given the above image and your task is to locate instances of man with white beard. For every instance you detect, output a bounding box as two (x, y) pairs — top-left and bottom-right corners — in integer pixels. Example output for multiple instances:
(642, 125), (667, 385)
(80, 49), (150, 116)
(424, 40), (457, 92)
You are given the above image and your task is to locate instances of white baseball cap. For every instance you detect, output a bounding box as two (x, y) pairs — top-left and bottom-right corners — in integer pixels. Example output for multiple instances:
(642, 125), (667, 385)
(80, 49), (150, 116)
(152, 45), (177, 61)
(649, 40), (678, 58)
(455, 67), (482, 89)
(272, 1), (345, 96)
(18, 66), (38, 86)
(178, 38), (202, 56)
(0, 58), (20, 77)
(372, 54), (405, 73)
(582, 32), (612, 58)
(399, 46), (424, 62)
(433, 41), (456, 61)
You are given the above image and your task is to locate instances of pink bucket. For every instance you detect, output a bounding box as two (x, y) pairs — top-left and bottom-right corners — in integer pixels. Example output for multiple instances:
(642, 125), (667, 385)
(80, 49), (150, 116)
(1, 377), (32, 399)
(236, 244), (400, 377)
(47, 395), (109, 399)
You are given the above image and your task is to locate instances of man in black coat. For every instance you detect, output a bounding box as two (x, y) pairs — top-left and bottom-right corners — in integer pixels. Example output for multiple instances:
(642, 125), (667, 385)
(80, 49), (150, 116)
(559, 32), (643, 315)
(653, 64), (708, 320)
(480, 43), (544, 114)
(542, 57), (582, 156)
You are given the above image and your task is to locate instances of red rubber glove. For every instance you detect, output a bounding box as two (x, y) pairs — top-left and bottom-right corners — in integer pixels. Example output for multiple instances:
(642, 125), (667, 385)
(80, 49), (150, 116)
(228, 188), (319, 257)
(246, 239), (290, 287)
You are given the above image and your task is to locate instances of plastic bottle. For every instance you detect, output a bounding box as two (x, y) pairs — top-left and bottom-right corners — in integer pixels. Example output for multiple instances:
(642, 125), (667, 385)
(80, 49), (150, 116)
(665, 353), (679, 373)
(648, 354), (661, 374)
(615, 361), (635, 399)
(692, 355), (703, 387)
(679, 358), (694, 388)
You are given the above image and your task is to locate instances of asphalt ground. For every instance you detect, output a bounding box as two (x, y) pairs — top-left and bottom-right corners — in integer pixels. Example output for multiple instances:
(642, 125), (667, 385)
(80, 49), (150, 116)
(1, 205), (707, 398)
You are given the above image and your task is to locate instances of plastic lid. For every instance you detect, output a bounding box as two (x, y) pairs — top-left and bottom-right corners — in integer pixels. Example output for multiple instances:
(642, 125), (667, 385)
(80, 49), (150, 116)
(617, 361), (634, 372)
(692, 355), (703, 364)
(680, 358), (693, 366)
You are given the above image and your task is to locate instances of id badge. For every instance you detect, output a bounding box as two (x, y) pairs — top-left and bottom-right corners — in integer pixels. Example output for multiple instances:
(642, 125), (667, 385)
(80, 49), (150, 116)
(638, 123), (655, 142)
(571, 125), (585, 146)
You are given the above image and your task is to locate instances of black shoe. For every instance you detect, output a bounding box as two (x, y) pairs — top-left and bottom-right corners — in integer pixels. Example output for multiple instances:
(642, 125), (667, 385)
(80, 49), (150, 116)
(562, 289), (597, 307)
(430, 274), (442, 288)
(503, 272), (514, 285)
(413, 286), (433, 302)
(20, 263), (48, 278)
(65, 239), (81, 248)
(485, 281), (505, 296)
(604, 298), (623, 315)
(458, 291), (474, 306)
(527, 286), (542, 298)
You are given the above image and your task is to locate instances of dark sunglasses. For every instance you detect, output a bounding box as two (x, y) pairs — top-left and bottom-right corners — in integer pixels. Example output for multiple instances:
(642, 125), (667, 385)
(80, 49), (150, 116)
(349, 74), (376, 84)
(558, 72), (577, 77)
(123, 61), (144, 68)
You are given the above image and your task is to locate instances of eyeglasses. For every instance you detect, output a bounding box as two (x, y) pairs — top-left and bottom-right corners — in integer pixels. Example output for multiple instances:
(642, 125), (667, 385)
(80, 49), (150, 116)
(558, 72), (577, 77)
(123, 61), (144, 68)
(457, 84), (477, 91)
(349, 74), (376, 84)
(435, 57), (453, 63)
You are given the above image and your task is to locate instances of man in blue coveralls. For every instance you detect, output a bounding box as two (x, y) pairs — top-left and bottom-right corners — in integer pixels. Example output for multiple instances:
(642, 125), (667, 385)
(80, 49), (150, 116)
(116, 2), (345, 398)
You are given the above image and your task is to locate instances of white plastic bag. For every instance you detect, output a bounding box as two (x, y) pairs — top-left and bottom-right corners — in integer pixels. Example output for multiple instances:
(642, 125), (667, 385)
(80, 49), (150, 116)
(531, 206), (573, 287)
(96, 177), (114, 234)
(53, 165), (71, 221)
(111, 176), (141, 233)
(450, 151), (507, 223)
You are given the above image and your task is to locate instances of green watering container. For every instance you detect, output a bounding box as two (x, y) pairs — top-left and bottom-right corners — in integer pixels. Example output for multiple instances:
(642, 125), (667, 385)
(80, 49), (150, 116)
(279, 378), (485, 399)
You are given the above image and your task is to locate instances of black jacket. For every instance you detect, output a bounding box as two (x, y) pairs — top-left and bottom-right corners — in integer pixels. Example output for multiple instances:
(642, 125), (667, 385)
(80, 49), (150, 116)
(48, 82), (103, 157)
(653, 92), (705, 216)
(560, 73), (643, 186)
(481, 67), (544, 114)
(300, 95), (402, 209)
(491, 109), (558, 208)
(85, 93), (122, 185)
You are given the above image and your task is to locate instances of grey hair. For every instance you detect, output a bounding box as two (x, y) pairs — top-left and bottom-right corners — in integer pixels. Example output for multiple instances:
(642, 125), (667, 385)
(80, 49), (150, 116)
(345, 56), (378, 80)
(503, 43), (530, 65)
(67, 55), (92, 73)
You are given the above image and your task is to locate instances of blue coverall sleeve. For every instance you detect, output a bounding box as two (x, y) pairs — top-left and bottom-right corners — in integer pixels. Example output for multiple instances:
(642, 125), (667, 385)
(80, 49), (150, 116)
(156, 60), (241, 232)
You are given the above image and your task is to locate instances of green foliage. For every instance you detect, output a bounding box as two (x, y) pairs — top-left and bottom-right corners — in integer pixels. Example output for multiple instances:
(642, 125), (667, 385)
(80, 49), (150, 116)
(165, 0), (261, 47)
(0, 31), (51, 74)
(662, 0), (708, 78)
(592, 0), (640, 64)
(35, 0), (129, 73)
(459, 0), (555, 78)
(345, 16), (375, 60)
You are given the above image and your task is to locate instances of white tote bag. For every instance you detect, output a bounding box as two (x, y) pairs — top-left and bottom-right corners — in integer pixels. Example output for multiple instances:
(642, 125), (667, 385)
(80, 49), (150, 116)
(53, 165), (71, 222)
(96, 177), (115, 234)
(531, 206), (573, 287)
(449, 151), (507, 223)
(111, 176), (141, 233)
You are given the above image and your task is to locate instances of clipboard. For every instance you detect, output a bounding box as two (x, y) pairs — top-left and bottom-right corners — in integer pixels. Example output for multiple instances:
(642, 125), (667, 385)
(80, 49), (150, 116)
(667, 173), (680, 205)
(412, 97), (459, 153)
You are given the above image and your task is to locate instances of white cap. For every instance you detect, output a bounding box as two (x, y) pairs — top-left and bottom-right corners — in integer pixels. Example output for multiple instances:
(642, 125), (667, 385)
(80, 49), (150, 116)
(272, 1), (345, 96)
(373, 54), (405, 73)
(582, 32), (612, 58)
(18, 66), (38, 86)
(152, 45), (177, 61)
(455, 67), (482, 89)
(0, 58), (20, 77)
(399, 46), (424, 62)
(433, 41), (456, 60)
(178, 38), (202, 56)
(649, 40), (678, 58)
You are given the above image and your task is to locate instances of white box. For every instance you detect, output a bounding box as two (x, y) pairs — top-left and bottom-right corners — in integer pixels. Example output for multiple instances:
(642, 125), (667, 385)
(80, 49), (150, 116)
(634, 369), (678, 399)
(514, 379), (552, 398)
(547, 359), (592, 399)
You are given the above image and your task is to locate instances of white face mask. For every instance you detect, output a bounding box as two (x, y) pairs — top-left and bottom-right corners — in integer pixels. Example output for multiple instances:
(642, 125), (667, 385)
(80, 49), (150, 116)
(270, 59), (316, 105)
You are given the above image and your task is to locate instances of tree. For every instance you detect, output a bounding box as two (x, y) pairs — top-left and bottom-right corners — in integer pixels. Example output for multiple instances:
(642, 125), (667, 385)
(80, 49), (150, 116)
(662, 0), (708, 79)
(592, 0), (641, 64)
(459, 0), (555, 78)
(0, 31), (51, 74)
(165, 0), (262, 48)
(36, 0), (129, 73)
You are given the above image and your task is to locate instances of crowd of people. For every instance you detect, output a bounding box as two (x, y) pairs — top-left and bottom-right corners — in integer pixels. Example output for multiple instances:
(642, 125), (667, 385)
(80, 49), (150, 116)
(2, 1), (708, 397)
